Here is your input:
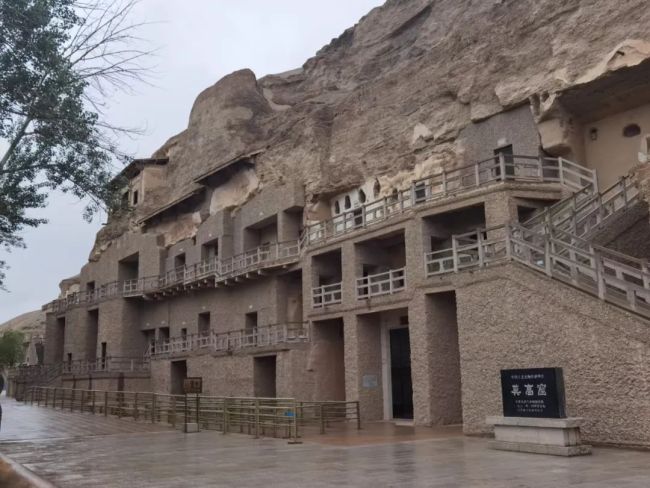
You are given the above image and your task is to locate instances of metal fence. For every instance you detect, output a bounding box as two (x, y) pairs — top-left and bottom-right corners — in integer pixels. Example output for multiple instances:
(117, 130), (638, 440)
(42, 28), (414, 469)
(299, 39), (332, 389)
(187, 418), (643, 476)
(24, 386), (361, 440)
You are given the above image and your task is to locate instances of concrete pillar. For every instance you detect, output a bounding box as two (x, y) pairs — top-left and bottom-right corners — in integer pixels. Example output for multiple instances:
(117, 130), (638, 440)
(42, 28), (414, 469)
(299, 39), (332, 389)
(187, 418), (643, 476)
(343, 313), (384, 421)
(341, 242), (358, 308)
(409, 291), (462, 426)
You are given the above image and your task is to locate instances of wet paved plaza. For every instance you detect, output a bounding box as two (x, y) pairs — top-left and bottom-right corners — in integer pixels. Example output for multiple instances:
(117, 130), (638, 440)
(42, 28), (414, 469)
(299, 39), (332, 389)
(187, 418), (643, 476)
(1, 398), (650, 487)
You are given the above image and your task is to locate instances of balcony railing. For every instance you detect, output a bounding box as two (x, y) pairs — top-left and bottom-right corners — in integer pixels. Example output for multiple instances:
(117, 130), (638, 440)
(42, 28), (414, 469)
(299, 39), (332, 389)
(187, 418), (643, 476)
(148, 322), (309, 357)
(356, 268), (406, 299)
(312, 282), (343, 308)
(425, 227), (509, 276)
(61, 357), (150, 375)
(305, 156), (596, 246)
(47, 240), (302, 311)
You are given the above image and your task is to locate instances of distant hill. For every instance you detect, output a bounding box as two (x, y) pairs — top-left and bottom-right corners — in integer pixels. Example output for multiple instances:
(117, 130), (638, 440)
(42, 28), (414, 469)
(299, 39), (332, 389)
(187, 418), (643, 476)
(0, 310), (46, 337)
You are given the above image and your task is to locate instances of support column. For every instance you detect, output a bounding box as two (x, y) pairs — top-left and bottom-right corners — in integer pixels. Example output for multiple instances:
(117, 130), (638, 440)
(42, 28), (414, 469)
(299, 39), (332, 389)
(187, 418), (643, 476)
(343, 313), (384, 421)
(409, 291), (462, 426)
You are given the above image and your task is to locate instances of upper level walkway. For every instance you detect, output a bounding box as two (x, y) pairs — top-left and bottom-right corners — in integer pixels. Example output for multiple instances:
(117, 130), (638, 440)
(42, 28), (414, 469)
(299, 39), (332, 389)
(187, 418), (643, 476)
(1, 396), (649, 488)
(44, 156), (595, 314)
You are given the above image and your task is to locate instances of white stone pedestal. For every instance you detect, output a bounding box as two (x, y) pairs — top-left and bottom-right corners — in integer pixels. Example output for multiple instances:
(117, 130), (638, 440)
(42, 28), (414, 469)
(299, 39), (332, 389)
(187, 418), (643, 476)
(486, 416), (591, 456)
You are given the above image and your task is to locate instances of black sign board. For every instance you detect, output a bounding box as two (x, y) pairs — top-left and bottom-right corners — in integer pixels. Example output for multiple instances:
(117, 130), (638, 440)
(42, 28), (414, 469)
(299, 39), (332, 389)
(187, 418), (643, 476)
(183, 377), (203, 394)
(500, 368), (566, 418)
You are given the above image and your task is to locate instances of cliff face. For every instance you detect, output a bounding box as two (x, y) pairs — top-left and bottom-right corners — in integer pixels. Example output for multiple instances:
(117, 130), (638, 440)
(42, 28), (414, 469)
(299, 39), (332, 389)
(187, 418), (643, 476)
(98, 0), (650, 252)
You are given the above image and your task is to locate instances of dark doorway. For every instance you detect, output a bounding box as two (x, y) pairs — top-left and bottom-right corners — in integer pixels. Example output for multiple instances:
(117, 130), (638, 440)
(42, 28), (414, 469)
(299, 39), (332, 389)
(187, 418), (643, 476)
(390, 328), (413, 419)
(494, 144), (514, 178)
(87, 310), (99, 361)
(254, 356), (277, 398)
(171, 360), (187, 395)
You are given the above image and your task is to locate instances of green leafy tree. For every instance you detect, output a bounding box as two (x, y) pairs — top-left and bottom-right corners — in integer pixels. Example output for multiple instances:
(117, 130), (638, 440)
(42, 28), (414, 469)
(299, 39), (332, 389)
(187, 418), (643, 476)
(0, 330), (25, 368)
(0, 0), (151, 288)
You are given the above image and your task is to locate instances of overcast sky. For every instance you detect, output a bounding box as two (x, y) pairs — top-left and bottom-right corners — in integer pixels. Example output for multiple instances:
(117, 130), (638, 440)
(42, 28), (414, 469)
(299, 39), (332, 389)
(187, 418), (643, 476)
(0, 0), (384, 323)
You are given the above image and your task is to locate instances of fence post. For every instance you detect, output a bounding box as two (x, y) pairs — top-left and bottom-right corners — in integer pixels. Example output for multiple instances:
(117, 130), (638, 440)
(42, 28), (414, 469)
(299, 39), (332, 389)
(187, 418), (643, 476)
(254, 399), (260, 439)
(151, 393), (156, 424)
(196, 394), (200, 429)
(45, 388), (49, 408)
(319, 404), (325, 435)
(92, 390), (96, 415)
(134, 392), (139, 421)
(70, 388), (75, 412)
(288, 401), (301, 444)
(223, 398), (229, 434)
(356, 402), (361, 430)
(171, 396), (177, 428)
(104, 391), (108, 417)
(80, 390), (85, 413)
(53, 388), (57, 409)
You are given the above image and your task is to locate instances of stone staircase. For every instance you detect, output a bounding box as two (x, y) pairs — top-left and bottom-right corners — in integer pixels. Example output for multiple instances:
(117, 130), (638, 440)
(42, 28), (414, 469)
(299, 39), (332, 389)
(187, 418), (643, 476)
(428, 171), (650, 319)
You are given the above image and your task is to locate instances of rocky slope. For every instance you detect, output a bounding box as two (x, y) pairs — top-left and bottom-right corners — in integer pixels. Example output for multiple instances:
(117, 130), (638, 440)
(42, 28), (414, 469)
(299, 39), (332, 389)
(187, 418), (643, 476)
(99, 0), (650, 252)
(0, 309), (45, 337)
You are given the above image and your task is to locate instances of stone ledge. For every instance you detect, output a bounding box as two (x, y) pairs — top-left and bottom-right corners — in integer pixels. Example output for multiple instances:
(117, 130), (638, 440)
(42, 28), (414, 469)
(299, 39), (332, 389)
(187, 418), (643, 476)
(486, 416), (584, 428)
(488, 440), (592, 457)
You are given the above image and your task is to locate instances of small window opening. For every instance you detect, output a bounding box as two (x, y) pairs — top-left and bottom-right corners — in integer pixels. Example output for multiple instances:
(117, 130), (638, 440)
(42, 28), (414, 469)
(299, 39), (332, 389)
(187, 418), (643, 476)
(344, 195), (351, 210)
(358, 189), (366, 204)
(623, 124), (641, 138)
(132, 190), (139, 205)
(373, 180), (381, 198)
(334, 200), (341, 214)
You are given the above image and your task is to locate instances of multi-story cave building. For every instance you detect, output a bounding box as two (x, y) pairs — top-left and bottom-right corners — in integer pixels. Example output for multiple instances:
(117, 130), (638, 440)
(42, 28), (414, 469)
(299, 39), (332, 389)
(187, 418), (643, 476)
(23, 1), (650, 447)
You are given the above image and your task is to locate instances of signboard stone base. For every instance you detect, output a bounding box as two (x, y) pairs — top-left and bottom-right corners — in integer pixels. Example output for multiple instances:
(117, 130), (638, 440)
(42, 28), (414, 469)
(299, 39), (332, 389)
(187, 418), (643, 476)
(486, 416), (592, 457)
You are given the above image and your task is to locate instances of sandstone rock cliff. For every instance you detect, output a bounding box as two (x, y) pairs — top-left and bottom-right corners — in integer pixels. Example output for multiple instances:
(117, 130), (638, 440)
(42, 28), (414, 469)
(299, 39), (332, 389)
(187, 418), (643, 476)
(96, 0), (650, 254)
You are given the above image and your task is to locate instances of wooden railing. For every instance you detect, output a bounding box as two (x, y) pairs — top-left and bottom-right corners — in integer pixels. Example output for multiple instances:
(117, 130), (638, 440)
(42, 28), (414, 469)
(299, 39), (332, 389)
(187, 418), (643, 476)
(23, 387), (361, 440)
(305, 156), (596, 246)
(148, 322), (309, 357)
(356, 267), (406, 299)
(312, 282), (343, 308)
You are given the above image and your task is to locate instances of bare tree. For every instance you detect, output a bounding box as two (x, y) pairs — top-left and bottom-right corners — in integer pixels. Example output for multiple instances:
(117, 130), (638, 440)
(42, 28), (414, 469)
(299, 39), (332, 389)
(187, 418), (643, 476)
(0, 0), (154, 288)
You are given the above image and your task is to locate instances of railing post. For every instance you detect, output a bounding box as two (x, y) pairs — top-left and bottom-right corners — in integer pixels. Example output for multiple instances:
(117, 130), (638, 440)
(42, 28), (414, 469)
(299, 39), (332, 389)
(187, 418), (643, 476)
(477, 231), (485, 267)
(544, 237), (552, 276)
(474, 162), (480, 187)
(558, 157), (565, 186)
(70, 388), (75, 412)
(45, 388), (49, 408)
(537, 156), (543, 181)
(499, 153), (506, 181)
(53, 388), (57, 409)
(80, 389), (85, 413)
(92, 390), (96, 415)
(451, 237), (459, 273)
(104, 391), (108, 417)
